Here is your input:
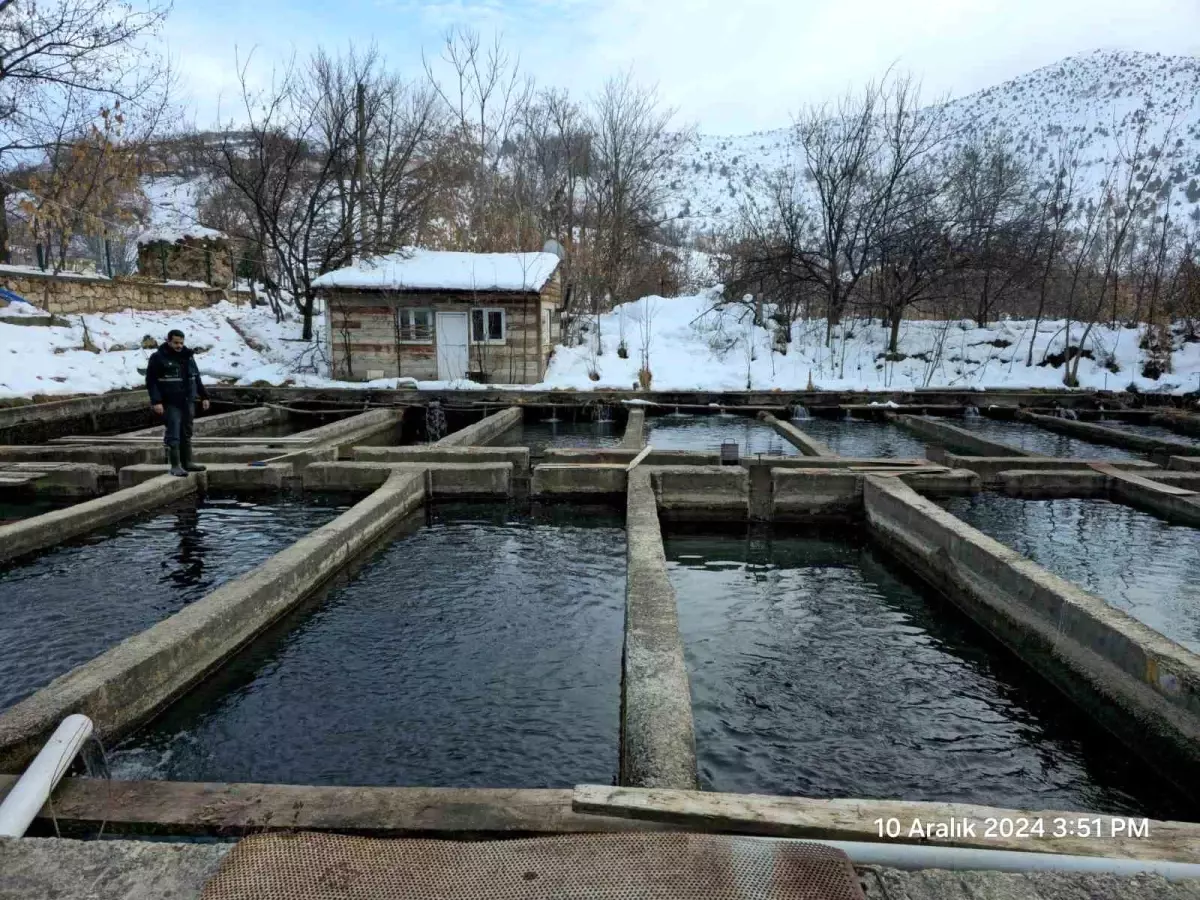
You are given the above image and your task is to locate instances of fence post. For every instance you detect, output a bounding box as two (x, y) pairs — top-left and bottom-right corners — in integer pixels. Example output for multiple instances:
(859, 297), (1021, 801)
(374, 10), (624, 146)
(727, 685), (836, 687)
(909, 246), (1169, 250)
(159, 243), (168, 281)
(104, 238), (113, 278)
(205, 247), (213, 285)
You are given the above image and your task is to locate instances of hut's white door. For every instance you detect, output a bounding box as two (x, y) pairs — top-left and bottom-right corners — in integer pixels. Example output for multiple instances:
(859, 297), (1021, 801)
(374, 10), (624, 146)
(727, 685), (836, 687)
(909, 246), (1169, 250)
(436, 312), (469, 380)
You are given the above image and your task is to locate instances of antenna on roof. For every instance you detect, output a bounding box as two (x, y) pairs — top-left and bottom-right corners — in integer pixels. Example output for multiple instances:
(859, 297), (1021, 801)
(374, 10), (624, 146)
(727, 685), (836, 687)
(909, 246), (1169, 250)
(542, 239), (565, 260)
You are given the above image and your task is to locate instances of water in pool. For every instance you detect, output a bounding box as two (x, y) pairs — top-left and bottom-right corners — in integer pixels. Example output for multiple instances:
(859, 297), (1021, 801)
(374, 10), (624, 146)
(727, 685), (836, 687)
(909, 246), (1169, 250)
(957, 419), (1136, 459)
(110, 503), (626, 788)
(939, 494), (1200, 653)
(0, 493), (352, 711)
(496, 420), (621, 453)
(664, 528), (1189, 818)
(646, 414), (796, 456)
(791, 419), (928, 458)
(0, 495), (79, 525)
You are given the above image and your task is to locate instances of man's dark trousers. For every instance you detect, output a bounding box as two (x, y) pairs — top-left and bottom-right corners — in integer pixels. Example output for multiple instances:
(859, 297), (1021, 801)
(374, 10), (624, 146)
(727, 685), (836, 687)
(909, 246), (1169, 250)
(163, 402), (194, 451)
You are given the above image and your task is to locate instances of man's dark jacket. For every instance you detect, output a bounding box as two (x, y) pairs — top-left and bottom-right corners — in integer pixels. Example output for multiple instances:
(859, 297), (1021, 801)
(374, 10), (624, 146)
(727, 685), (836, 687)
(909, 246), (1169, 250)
(145, 343), (208, 407)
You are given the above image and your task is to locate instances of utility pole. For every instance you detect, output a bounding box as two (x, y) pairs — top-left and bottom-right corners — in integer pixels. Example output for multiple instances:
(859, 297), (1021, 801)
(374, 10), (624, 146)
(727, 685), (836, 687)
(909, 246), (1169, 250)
(354, 81), (367, 256)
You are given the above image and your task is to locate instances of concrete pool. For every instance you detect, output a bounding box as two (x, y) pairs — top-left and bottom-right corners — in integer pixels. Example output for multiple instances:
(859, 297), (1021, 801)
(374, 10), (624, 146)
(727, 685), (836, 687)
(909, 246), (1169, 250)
(110, 503), (626, 788)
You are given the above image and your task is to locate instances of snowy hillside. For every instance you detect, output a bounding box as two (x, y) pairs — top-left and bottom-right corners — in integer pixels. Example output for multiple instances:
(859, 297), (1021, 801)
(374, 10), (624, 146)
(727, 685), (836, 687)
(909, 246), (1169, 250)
(663, 50), (1200, 234)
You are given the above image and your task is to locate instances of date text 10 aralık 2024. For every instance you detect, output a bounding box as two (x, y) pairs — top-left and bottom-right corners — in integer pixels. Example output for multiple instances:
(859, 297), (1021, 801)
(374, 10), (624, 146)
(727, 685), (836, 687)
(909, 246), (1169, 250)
(874, 816), (1151, 840)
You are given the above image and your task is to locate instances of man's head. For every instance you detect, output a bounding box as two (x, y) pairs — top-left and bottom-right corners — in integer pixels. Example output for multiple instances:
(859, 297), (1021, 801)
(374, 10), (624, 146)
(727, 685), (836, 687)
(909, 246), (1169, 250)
(167, 329), (185, 351)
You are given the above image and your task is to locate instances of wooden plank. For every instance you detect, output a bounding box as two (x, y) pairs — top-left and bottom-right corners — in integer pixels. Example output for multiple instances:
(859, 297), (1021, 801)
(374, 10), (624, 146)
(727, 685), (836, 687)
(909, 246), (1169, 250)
(1090, 462), (1199, 496)
(0, 777), (664, 837)
(571, 785), (1200, 863)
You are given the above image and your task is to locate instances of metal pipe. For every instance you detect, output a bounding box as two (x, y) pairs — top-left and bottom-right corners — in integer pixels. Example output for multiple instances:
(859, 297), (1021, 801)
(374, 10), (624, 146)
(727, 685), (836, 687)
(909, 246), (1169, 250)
(752, 838), (1200, 882)
(0, 714), (93, 838)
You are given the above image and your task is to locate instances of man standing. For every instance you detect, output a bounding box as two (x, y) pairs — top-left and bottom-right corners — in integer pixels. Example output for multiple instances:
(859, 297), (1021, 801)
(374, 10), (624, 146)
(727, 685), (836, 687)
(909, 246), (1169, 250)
(146, 329), (210, 477)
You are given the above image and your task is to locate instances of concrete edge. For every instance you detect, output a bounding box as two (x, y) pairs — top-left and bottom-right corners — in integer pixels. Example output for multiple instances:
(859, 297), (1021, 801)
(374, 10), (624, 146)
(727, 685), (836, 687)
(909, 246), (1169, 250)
(436, 407), (522, 447)
(758, 411), (835, 456)
(0, 473), (200, 564)
(894, 414), (1031, 458)
(302, 461), (512, 497)
(0, 469), (428, 770)
(620, 409), (646, 449)
(1022, 411), (1199, 458)
(620, 468), (698, 789)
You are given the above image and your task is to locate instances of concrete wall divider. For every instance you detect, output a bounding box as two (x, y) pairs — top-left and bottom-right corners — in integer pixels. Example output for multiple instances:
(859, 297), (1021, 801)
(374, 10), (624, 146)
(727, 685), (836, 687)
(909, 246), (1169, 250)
(436, 407), (522, 447)
(0, 473), (199, 564)
(620, 409), (646, 450)
(1021, 412), (1199, 459)
(0, 469), (427, 771)
(303, 461), (511, 497)
(944, 453), (1158, 486)
(651, 466), (749, 521)
(354, 446), (530, 470)
(862, 474), (1200, 799)
(621, 468), (698, 789)
(118, 405), (286, 439)
(758, 412), (834, 456)
(894, 415), (1028, 458)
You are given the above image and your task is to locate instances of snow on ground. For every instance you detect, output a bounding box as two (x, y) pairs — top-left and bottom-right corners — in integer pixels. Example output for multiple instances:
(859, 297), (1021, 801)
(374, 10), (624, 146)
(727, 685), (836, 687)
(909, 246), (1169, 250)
(2, 287), (1199, 399)
(539, 289), (1200, 395)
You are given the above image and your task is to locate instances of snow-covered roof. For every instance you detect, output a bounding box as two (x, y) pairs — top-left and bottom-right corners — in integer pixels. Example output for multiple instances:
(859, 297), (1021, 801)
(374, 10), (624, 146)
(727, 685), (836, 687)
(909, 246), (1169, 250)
(311, 248), (561, 294)
(136, 225), (226, 245)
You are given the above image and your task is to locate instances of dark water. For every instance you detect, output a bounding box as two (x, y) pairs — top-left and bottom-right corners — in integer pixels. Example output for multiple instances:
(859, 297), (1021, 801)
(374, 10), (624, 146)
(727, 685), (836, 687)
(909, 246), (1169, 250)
(110, 503), (626, 788)
(791, 419), (929, 458)
(664, 529), (1190, 818)
(496, 421), (622, 453)
(646, 415), (797, 456)
(958, 419), (1136, 459)
(940, 495), (1200, 653)
(1099, 420), (1200, 447)
(0, 494), (352, 711)
(0, 495), (79, 525)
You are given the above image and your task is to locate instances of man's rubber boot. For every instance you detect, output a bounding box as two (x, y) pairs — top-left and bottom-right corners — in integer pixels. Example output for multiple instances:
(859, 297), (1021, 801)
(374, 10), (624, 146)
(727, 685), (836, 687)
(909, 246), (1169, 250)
(180, 442), (207, 473)
(167, 445), (187, 477)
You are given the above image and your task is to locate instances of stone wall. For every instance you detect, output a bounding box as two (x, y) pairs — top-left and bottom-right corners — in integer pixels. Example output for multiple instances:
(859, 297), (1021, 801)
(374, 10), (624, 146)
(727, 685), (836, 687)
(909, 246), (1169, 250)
(0, 269), (226, 315)
(137, 236), (233, 288)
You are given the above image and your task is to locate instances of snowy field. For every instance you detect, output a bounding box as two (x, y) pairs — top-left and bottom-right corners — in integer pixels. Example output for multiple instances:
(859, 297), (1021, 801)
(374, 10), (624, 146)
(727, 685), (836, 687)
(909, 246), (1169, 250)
(2, 287), (1199, 399)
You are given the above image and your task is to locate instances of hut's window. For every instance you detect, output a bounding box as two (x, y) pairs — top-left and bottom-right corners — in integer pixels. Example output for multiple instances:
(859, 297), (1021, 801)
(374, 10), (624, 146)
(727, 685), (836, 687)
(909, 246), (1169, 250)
(471, 308), (505, 343)
(399, 309), (433, 343)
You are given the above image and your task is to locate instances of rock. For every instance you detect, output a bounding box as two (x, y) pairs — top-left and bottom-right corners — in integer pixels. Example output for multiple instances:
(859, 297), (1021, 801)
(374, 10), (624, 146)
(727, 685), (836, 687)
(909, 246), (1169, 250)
(141, 335), (158, 349)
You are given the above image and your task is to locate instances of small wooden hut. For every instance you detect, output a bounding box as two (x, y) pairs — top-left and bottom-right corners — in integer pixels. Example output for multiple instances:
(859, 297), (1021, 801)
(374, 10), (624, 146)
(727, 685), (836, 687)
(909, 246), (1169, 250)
(312, 248), (564, 384)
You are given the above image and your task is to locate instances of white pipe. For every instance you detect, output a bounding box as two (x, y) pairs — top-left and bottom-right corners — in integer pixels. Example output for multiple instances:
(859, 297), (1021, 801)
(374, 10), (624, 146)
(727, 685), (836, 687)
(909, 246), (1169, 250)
(0, 714), (93, 838)
(749, 837), (1200, 882)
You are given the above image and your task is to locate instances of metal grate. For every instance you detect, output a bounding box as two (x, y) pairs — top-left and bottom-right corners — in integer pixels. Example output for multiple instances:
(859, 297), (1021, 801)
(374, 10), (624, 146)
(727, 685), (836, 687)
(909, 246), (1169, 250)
(201, 832), (867, 900)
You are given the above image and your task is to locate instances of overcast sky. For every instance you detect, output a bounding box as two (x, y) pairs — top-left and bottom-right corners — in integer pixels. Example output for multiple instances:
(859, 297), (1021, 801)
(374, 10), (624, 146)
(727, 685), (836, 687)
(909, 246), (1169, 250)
(165, 0), (1200, 134)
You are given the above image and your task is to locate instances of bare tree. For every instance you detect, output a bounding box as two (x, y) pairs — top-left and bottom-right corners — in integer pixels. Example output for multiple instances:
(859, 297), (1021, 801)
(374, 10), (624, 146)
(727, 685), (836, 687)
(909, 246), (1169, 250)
(794, 71), (947, 343)
(1063, 105), (1180, 386)
(1026, 135), (1084, 366)
(0, 0), (172, 260)
(584, 70), (688, 309)
(944, 131), (1034, 326)
(205, 46), (445, 340)
(422, 26), (533, 251)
